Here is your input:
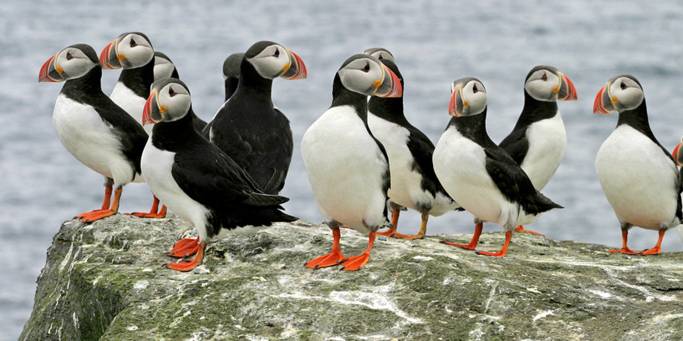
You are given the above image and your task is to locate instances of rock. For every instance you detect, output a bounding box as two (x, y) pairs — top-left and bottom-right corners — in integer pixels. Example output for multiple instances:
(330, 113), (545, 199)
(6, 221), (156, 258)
(20, 215), (683, 340)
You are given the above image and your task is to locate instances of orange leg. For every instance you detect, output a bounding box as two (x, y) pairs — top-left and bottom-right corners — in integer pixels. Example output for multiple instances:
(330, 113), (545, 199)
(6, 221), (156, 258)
(377, 206), (400, 237)
(130, 196), (168, 218)
(441, 222), (483, 250)
(609, 229), (639, 255)
(641, 229), (666, 256)
(514, 225), (544, 236)
(305, 227), (345, 269)
(167, 242), (206, 272)
(476, 230), (512, 257)
(168, 238), (200, 258)
(76, 181), (112, 217)
(393, 212), (428, 240)
(341, 231), (376, 271)
(79, 187), (122, 223)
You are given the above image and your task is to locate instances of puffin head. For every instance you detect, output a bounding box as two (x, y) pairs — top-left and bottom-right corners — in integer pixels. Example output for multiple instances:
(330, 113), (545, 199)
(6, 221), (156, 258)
(448, 77), (487, 117)
(524, 65), (577, 102)
(223, 52), (244, 80)
(153, 51), (178, 81)
(243, 41), (307, 80)
(593, 75), (644, 114)
(364, 47), (395, 63)
(100, 32), (154, 70)
(142, 78), (191, 125)
(39, 44), (99, 82)
(337, 54), (403, 98)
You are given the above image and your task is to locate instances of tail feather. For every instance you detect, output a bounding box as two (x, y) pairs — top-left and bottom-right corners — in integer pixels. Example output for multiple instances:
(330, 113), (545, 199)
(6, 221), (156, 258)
(525, 191), (563, 215)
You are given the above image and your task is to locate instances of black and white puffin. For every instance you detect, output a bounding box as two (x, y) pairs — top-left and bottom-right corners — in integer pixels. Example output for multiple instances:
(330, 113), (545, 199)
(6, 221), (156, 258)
(38, 44), (148, 222)
(152, 50), (207, 132)
(141, 78), (297, 271)
(433, 77), (562, 256)
(207, 41), (307, 195)
(498, 65), (577, 235)
(364, 49), (459, 240)
(100, 32), (167, 219)
(99, 32), (155, 132)
(222, 52), (243, 101)
(302, 54), (402, 271)
(594, 75), (681, 255)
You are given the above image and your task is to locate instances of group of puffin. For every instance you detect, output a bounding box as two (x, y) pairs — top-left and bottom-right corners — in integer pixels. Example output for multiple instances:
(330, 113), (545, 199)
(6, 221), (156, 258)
(38, 33), (681, 272)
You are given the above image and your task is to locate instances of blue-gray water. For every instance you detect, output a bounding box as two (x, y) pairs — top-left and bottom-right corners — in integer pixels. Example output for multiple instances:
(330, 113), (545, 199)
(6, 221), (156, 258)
(3, 1), (683, 339)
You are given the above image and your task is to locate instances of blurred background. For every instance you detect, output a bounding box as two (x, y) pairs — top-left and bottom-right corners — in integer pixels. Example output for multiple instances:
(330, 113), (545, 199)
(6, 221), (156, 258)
(2, 0), (683, 339)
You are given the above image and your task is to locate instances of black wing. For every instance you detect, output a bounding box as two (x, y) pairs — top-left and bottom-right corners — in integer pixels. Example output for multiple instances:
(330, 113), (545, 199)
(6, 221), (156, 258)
(498, 127), (529, 166)
(484, 147), (561, 215)
(171, 142), (289, 211)
(191, 113), (207, 133)
(405, 126), (452, 199)
(95, 97), (148, 175)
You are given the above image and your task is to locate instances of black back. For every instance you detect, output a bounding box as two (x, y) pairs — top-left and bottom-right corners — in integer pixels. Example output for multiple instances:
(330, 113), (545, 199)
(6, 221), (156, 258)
(208, 52), (293, 195)
(450, 111), (562, 215)
(151, 110), (297, 237)
(499, 91), (559, 165)
(61, 66), (147, 176)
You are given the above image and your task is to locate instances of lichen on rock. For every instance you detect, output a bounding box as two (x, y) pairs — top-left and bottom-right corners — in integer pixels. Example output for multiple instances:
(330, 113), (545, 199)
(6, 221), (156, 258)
(20, 215), (683, 340)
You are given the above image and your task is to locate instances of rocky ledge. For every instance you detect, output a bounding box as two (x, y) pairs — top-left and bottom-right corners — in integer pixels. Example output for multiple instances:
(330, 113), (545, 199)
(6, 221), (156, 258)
(21, 215), (683, 340)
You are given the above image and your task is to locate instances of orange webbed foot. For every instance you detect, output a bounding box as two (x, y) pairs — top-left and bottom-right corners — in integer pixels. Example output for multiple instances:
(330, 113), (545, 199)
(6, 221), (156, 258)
(640, 247), (661, 256)
(514, 225), (544, 236)
(167, 243), (205, 272)
(476, 250), (507, 257)
(393, 231), (425, 240)
(78, 209), (116, 223)
(340, 252), (370, 271)
(129, 208), (167, 219)
(608, 248), (640, 255)
(376, 228), (396, 237)
(305, 249), (345, 269)
(168, 238), (200, 258)
(440, 240), (477, 251)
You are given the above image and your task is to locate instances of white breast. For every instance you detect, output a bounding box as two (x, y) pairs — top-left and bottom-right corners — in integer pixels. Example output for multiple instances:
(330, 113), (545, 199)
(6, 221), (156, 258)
(433, 126), (536, 229)
(52, 94), (136, 186)
(110, 82), (150, 134)
(520, 113), (566, 190)
(368, 112), (456, 216)
(141, 140), (210, 241)
(301, 106), (389, 233)
(595, 125), (679, 229)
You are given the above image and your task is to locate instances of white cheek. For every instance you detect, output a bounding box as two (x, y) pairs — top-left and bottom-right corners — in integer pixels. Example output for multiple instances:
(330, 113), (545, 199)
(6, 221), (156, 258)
(154, 64), (175, 81)
(64, 59), (94, 79)
(249, 56), (286, 79)
(120, 44), (153, 68)
(525, 80), (553, 101)
(339, 69), (375, 95)
(617, 88), (644, 109)
(469, 93), (487, 114)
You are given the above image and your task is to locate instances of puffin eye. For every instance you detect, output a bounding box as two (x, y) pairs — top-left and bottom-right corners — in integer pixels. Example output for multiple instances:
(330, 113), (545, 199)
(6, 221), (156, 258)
(168, 87), (176, 97)
(620, 81), (627, 90)
(472, 84), (479, 94)
(273, 48), (280, 58)
(130, 39), (137, 48)
(65, 51), (73, 61)
(541, 72), (548, 81)
(362, 63), (370, 73)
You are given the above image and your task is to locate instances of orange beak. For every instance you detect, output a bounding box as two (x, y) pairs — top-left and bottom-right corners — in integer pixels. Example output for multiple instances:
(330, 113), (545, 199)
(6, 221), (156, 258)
(142, 92), (155, 125)
(672, 143), (681, 166)
(561, 74), (578, 101)
(282, 50), (308, 80)
(593, 85), (610, 114)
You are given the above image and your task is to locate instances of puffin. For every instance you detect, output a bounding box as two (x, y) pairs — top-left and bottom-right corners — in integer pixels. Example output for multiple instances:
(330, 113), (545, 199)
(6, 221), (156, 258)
(207, 41), (307, 195)
(498, 65), (577, 235)
(141, 78), (298, 271)
(152, 50), (208, 132)
(594, 75), (681, 255)
(38, 44), (148, 222)
(99, 32), (167, 219)
(222, 52), (244, 101)
(99, 32), (155, 132)
(301, 54), (402, 271)
(364, 49), (459, 240)
(433, 77), (562, 257)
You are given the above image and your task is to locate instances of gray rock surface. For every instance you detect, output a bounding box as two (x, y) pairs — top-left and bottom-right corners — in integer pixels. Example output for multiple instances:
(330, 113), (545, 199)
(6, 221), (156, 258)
(20, 215), (683, 340)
